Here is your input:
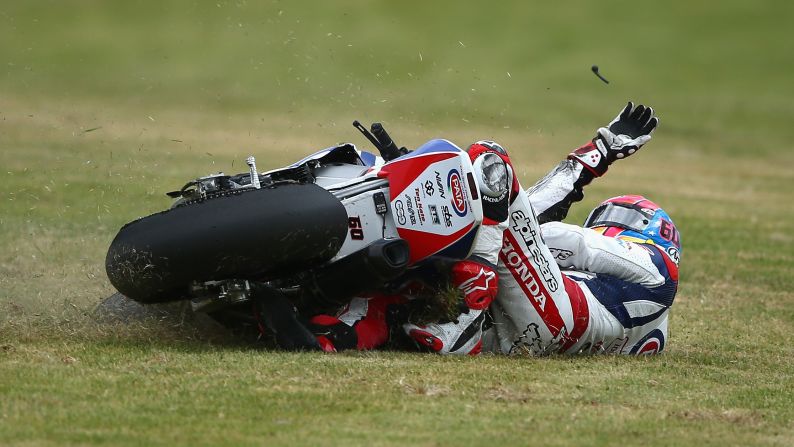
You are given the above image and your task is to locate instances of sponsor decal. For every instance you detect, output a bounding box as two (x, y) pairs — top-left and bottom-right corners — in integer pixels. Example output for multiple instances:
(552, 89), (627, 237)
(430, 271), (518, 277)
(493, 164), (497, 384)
(578, 340), (604, 354)
(666, 246), (680, 265)
(509, 210), (559, 292)
(500, 230), (586, 352)
(434, 171), (446, 199)
(509, 322), (544, 355)
(394, 200), (406, 225)
(413, 188), (426, 224)
(429, 204), (441, 225)
(605, 337), (629, 354)
(373, 191), (388, 215)
(501, 236), (549, 312)
(423, 180), (435, 197)
(403, 194), (417, 225)
(447, 169), (467, 217)
(474, 140), (507, 155)
(629, 329), (665, 355)
(458, 267), (495, 296)
(549, 247), (574, 261)
(615, 238), (631, 249)
(482, 191), (507, 203)
(441, 205), (453, 227)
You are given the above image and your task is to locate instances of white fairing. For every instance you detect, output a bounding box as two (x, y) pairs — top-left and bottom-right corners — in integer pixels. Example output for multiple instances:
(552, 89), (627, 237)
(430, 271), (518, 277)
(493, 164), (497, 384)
(376, 139), (484, 264)
(332, 187), (400, 261)
(321, 139), (484, 265)
(312, 164), (371, 188)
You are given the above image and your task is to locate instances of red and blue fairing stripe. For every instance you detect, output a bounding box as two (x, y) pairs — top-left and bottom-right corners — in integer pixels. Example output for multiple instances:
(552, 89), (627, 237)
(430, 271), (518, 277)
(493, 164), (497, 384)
(378, 139), (482, 265)
(397, 223), (480, 264)
(379, 140), (463, 198)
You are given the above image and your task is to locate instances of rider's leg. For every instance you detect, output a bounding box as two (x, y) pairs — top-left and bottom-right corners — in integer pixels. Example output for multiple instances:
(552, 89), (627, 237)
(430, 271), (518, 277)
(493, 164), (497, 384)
(308, 294), (407, 352)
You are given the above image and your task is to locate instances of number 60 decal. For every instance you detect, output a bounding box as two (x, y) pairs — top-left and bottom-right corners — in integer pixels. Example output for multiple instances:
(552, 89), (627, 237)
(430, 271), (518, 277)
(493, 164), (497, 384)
(659, 219), (680, 247)
(348, 216), (364, 240)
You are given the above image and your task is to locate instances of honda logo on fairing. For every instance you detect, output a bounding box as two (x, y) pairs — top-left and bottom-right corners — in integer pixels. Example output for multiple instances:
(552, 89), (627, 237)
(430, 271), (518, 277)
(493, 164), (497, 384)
(447, 170), (467, 217)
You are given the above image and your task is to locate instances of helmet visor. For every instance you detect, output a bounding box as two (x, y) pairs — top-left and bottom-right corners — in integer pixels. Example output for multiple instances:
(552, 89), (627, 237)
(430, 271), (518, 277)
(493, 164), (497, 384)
(585, 203), (652, 233)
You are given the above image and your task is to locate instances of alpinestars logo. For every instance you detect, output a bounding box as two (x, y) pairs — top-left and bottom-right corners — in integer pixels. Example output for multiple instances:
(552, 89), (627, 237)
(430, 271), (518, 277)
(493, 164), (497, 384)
(458, 267), (496, 296)
(509, 210), (559, 292)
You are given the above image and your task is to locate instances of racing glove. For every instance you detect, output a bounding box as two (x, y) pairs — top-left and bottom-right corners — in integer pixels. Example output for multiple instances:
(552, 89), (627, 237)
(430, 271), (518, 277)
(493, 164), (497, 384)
(569, 102), (659, 177)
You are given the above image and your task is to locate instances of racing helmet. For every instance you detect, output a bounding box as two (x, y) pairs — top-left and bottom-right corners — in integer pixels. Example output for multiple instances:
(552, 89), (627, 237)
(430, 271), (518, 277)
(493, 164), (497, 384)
(466, 140), (519, 224)
(584, 195), (681, 261)
(467, 141), (511, 194)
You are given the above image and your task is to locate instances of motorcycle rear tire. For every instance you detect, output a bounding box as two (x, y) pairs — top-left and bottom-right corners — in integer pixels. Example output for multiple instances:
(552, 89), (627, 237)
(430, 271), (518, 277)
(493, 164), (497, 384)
(105, 183), (348, 304)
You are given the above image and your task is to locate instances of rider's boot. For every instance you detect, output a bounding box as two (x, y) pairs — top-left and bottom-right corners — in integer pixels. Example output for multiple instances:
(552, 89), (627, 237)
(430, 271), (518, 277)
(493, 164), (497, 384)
(403, 307), (486, 355)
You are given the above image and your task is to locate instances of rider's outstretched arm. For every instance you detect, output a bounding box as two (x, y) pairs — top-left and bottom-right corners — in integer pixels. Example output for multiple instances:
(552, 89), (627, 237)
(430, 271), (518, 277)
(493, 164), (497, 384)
(528, 102), (659, 224)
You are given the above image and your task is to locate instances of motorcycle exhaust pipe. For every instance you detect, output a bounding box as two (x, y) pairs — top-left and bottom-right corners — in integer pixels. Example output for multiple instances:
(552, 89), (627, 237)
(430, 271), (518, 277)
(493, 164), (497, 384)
(299, 238), (410, 308)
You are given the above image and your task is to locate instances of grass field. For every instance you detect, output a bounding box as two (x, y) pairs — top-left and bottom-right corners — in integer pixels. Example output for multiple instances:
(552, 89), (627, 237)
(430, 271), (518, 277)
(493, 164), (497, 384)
(1, 1), (793, 446)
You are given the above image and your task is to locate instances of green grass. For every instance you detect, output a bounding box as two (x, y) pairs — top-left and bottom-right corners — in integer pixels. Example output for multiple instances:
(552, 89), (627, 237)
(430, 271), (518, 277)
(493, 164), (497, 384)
(2, 1), (794, 446)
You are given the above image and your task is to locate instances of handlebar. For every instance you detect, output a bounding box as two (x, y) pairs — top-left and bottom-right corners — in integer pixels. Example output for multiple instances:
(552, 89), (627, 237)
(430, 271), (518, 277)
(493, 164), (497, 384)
(352, 120), (407, 162)
(370, 123), (402, 162)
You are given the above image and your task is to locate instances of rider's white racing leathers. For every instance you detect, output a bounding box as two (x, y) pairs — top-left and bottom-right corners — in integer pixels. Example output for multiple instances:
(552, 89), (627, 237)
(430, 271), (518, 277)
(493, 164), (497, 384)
(478, 159), (679, 355)
(313, 157), (679, 355)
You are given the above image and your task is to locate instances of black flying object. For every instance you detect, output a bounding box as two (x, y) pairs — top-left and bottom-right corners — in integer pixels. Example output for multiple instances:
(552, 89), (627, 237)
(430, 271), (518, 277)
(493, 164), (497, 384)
(591, 65), (609, 84)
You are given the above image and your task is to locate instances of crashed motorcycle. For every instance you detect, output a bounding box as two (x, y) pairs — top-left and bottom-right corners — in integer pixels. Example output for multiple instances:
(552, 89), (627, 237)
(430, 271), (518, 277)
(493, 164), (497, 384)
(104, 123), (485, 339)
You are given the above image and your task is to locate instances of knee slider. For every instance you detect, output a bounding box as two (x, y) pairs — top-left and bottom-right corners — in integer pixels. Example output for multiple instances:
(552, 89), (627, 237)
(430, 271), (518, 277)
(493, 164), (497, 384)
(452, 260), (498, 310)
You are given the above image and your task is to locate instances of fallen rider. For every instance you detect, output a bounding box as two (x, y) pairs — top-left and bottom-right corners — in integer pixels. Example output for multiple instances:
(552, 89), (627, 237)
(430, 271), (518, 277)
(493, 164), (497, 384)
(306, 102), (680, 356)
